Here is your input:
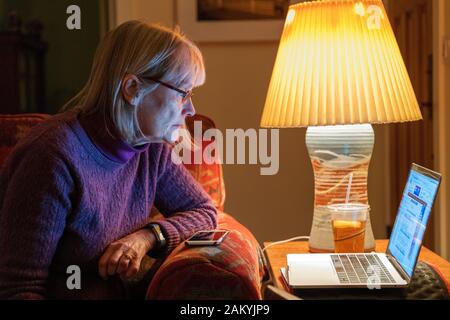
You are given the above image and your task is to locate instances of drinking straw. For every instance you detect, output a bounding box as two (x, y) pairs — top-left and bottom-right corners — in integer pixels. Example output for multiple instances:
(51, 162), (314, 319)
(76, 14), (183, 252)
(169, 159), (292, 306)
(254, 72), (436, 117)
(345, 172), (353, 205)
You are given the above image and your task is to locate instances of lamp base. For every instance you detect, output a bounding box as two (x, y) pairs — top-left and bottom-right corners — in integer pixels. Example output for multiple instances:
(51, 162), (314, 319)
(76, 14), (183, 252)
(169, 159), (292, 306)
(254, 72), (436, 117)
(305, 124), (376, 253)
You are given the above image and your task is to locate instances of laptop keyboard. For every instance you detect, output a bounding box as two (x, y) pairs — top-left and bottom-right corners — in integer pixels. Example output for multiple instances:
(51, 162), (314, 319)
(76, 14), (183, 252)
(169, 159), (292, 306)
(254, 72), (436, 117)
(331, 254), (396, 284)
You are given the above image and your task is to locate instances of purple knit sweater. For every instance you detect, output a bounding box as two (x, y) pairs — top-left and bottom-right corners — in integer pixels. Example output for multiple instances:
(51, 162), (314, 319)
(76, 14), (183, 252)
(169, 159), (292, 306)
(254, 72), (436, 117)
(0, 110), (217, 299)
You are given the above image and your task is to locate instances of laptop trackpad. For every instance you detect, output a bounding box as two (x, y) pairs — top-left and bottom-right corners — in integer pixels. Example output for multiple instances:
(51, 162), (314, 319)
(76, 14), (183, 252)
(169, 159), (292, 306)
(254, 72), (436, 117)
(288, 261), (337, 286)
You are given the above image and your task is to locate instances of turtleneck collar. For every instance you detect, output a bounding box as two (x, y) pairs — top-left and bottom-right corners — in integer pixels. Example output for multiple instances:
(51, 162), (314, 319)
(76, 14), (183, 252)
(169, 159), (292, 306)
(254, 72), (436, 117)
(78, 110), (150, 164)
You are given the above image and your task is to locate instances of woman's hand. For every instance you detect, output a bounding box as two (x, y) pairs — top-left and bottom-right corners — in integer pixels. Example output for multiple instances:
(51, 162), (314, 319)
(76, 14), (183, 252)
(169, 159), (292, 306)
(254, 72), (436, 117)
(98, 228), (155, 280)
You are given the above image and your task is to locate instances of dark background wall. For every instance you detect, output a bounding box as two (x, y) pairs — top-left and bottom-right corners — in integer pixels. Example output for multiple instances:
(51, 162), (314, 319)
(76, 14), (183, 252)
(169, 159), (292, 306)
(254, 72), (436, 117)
(0, 0), (101, 114)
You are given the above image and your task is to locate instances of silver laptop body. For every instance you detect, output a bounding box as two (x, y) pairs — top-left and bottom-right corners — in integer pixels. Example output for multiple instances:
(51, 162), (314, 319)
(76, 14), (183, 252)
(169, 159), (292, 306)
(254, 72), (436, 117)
(286, 163), (441, 289)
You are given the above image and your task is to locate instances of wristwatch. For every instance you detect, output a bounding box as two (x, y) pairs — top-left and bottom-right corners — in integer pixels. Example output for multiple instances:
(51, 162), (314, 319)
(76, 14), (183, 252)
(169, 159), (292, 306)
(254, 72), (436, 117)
(146, 223), (167, 251)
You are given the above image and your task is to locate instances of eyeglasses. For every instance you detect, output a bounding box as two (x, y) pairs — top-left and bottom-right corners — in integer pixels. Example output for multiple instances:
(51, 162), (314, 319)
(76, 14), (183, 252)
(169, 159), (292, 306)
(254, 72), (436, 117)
(145, 77), (193, 103)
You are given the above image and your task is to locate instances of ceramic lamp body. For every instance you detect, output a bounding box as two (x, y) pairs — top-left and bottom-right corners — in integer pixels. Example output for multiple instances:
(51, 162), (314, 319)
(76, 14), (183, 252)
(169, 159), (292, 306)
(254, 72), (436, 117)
(306, 124), (375, 252)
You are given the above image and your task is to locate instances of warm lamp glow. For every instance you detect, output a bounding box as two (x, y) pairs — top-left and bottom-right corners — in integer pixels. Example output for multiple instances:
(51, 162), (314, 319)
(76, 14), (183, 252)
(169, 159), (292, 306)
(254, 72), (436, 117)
(260, 0), (423, 253)
(261, 0), (422, 128)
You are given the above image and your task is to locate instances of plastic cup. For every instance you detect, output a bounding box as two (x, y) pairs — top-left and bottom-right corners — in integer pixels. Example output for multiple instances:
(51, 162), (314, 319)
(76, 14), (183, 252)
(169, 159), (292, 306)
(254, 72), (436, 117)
(329, 203), (369, 253)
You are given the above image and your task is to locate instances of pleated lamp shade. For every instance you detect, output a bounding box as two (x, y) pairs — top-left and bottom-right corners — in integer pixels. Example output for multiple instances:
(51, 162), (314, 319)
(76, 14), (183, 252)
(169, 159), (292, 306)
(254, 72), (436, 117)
(260, 0), (422, 128)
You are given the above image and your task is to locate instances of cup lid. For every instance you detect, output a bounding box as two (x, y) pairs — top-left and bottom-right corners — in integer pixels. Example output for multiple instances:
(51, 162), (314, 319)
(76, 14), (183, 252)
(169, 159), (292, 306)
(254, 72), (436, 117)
(327, 203), (370, 211)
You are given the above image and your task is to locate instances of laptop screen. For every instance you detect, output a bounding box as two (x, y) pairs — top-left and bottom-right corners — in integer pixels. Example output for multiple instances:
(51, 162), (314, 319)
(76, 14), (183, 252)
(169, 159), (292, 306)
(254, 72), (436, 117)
(387, 164), (441, 277)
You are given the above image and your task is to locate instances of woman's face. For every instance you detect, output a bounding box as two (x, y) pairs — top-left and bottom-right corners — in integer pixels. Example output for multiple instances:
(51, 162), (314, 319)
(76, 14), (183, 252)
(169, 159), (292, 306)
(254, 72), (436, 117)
(136, 79), (196, 144)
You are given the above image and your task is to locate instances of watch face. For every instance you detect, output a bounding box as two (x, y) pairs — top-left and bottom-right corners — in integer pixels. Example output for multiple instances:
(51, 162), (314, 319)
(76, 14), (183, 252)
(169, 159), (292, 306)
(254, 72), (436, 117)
(152, 225), (162, 237)
(149, 224), (166, 248)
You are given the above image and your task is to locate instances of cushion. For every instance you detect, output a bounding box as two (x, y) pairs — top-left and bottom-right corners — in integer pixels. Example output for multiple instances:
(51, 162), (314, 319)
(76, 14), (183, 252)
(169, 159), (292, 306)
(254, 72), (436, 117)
(184, 114), (225, 211)
(146, 212), (263, 299)
(183, 141), (226, 211)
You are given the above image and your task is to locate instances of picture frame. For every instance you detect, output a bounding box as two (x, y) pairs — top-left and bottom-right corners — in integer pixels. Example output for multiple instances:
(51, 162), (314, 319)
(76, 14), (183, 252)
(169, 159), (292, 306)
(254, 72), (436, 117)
(176, 0), (287, 42)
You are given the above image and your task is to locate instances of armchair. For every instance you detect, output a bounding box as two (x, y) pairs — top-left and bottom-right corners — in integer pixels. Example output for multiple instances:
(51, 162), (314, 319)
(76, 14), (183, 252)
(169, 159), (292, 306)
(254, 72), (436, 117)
(0, 113), (267, 300)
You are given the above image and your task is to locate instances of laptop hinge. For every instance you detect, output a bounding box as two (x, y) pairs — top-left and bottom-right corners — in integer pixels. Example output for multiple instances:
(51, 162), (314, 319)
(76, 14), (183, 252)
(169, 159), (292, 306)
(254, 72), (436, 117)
(387, 255), (411, 282)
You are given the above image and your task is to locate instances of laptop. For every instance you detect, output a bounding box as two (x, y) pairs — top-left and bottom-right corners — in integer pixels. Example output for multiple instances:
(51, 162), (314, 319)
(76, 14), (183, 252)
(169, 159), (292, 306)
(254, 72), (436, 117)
(286, 163), (441, 289)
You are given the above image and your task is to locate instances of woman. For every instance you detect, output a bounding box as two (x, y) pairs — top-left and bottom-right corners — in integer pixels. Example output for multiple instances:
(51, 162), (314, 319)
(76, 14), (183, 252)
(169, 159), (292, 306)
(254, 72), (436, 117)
(0, 21), (217, 299)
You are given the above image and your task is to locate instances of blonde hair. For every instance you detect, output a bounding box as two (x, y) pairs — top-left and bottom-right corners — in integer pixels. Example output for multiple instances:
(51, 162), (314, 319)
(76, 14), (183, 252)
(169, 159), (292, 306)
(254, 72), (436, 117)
(61, 21), (206, 145)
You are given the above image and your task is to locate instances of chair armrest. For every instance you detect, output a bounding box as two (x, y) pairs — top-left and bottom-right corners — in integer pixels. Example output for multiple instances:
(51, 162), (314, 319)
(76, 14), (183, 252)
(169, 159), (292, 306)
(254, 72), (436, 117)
(145, 212), (264, 299)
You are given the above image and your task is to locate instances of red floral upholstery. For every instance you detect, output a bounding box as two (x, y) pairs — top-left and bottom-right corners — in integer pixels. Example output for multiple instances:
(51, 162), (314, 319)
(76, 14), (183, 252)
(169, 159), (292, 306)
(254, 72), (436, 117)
(146, 212), (263, 299)
(184, 151), (225, 211)
(184, 114), (225, 211)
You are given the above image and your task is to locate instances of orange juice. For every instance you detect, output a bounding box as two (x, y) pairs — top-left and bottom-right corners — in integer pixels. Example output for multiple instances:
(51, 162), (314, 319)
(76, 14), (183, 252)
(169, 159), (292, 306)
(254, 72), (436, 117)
(332, 219), (366, 253)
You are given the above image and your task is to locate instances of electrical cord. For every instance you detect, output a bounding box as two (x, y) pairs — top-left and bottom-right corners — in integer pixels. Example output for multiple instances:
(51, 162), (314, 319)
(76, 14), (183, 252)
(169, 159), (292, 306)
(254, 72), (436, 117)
(262, 236), (310, 252)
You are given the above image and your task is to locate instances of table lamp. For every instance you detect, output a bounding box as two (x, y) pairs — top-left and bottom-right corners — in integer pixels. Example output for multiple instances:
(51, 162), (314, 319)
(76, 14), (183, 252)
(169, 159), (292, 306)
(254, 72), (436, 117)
(260, 0), (422, 252)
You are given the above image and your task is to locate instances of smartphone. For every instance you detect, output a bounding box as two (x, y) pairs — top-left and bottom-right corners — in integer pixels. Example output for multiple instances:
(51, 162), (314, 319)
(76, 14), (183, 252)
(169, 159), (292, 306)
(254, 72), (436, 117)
(185, 230), (230, 246)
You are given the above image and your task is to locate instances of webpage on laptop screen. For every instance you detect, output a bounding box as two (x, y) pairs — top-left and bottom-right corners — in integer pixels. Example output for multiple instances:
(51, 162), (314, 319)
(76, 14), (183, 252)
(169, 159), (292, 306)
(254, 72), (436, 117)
(388, 169), (439, 277)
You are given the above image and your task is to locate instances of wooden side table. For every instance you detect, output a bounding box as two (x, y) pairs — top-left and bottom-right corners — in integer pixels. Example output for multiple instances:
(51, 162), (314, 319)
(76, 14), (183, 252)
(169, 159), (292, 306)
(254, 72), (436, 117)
(263, 240), (450, 291)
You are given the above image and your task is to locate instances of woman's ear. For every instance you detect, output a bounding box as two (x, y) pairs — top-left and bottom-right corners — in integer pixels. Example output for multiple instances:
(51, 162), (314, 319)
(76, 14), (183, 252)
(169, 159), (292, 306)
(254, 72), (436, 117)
(122, 74), (141, 107)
